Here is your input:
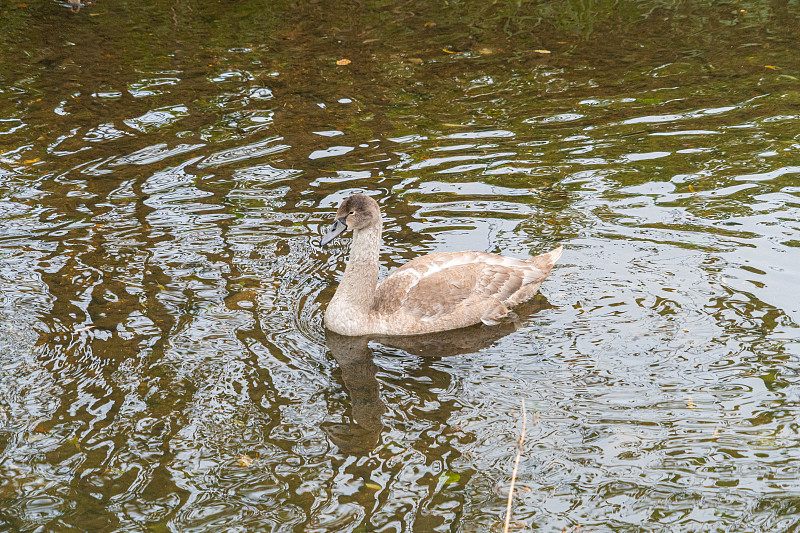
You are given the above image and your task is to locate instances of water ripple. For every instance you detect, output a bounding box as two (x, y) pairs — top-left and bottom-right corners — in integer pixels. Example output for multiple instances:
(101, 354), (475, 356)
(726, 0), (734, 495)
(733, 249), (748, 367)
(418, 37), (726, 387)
(197, 136), (290, 168)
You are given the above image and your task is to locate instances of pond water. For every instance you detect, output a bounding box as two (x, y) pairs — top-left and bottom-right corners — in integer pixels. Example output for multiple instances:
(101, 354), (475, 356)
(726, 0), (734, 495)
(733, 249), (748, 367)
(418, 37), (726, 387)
(1, 1), (799, 531)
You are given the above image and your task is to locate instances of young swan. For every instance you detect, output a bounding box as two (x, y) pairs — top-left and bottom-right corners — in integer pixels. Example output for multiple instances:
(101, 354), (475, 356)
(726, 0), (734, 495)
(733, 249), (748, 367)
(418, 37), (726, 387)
(321, 193), (562, 336)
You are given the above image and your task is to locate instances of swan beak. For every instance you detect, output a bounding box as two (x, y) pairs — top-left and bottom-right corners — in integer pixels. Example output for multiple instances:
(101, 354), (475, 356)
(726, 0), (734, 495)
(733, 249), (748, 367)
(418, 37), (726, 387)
(321, 216), (348, 246)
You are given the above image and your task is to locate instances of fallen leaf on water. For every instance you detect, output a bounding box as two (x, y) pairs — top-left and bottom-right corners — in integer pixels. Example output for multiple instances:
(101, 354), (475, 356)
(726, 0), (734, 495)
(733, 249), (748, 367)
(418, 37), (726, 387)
(74, 325), (95, 333)
(237, 455), (254, 467)
(442, 48), (457, 54)
(362, 38), (379, 44)
(688, 184), (696, 193)
(17, 3), (28, 7)
(764, 65), (776, 70)
(424, 22), (436, 28)
(478, 48), (493, 55)
(407, 58), (423, 64)
(442, 123), (469, 127)
(365, 482), (381, 490)
(438, 472), (460, 485)
(687, 396), (695, 409)
(336, 58), (351, 66)
(533, 49), (551, 54)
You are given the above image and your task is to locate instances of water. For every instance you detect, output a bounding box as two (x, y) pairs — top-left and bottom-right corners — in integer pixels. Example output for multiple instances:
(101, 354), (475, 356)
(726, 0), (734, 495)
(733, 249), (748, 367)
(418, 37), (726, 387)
(1, 0), (799, 531)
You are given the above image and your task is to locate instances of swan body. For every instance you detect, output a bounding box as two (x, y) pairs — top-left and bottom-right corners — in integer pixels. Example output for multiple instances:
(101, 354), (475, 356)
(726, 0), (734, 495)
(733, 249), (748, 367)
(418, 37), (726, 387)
(322, 194), (562, 336)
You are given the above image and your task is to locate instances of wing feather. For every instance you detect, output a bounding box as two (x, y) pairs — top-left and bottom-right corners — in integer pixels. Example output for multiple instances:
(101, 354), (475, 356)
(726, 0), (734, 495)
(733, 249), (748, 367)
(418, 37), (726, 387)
(373, 251), (551, 321)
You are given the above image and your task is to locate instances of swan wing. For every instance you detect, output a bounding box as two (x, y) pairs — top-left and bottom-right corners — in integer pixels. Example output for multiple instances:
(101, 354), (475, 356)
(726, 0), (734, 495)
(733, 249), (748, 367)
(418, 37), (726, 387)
(373, 248), (560, 321)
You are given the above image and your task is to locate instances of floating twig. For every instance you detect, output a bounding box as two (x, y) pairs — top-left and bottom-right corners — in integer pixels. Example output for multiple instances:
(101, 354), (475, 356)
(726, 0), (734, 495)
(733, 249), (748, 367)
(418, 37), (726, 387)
(503, 399), (527, 533)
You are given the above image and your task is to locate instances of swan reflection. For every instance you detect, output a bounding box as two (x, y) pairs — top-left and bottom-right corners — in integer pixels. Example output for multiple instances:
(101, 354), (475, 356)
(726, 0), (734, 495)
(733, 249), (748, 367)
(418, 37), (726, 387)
(322, 296), (554, 453)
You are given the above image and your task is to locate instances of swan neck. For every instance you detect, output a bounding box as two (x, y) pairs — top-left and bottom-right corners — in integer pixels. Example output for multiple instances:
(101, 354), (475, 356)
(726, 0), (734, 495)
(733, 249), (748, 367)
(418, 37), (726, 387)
(334, 223), (381, 311)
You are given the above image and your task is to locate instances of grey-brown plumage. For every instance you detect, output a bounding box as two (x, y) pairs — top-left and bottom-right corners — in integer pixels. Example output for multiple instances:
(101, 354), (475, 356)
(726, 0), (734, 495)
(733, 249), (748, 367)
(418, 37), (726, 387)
(322, 193), (562, 336)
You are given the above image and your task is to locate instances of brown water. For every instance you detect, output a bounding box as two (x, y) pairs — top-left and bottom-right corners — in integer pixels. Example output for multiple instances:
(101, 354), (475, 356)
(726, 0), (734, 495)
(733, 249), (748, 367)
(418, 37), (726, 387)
(1, 1), (800, 531)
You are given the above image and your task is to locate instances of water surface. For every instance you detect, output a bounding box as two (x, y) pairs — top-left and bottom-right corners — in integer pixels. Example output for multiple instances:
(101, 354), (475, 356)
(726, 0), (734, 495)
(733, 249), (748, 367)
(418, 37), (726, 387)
(1, 1), (799, 531)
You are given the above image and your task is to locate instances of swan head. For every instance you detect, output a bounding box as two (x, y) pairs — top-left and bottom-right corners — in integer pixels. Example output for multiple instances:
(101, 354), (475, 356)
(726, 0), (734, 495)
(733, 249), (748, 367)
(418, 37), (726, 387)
(321, 193), (381, 246)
